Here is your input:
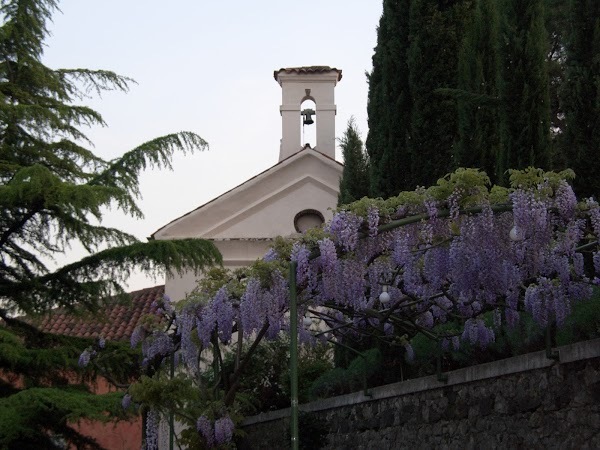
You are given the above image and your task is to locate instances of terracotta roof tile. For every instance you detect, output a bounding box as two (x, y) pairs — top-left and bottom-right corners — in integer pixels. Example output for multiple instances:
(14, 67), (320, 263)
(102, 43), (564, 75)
(34, 285), (165, 342)
(273, 66), (342, 81)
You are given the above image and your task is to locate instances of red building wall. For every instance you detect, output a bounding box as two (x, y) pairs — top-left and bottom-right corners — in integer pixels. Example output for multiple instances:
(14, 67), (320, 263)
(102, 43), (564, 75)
(73, 376), (142, 450)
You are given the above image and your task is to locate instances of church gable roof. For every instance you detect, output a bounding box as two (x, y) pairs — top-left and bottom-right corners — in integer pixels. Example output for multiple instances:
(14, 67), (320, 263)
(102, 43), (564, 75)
(152, 148), (342, 240)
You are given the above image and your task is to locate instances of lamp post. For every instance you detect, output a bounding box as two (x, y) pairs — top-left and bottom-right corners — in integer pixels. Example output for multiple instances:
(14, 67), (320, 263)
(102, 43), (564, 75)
(289, 261), (299, 450)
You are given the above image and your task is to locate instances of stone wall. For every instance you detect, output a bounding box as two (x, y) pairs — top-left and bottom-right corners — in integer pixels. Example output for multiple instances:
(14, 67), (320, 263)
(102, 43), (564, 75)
(241, 338), (600, 449)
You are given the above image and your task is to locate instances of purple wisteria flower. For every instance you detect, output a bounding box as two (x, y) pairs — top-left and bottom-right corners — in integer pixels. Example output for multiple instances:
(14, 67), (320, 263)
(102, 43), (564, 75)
(197, 303), (217, 347)
(214, 415), (235, 445)
(197, 416), (214, 447)
(240, 278), (264, 334)
(145, 410), (159, 450)
(130, 326), (146, 348)
(404, 343), (415, 362)
(554, 181), (577, 220)
(594, 252), (600, 275)
(327, 210), (363, 251)
(367, 206), (379, 237)
(121, 394), (132, 410)
(587, 199), (600, 236)
(462, 318), (495, 348)
(318, 238), (338, 301)
(78, 349), (91, 367)
(212, 287), (234, 344)
(263, 248), (279, 262)
(177, 307), (199, 366)
(142, 331), (174, 364)
(291, 242), (312, 286)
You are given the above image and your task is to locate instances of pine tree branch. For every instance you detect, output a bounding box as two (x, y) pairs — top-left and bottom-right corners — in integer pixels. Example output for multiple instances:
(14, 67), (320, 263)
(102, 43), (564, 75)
(0, 239), (221, 313)
(0, 199), (42, 250)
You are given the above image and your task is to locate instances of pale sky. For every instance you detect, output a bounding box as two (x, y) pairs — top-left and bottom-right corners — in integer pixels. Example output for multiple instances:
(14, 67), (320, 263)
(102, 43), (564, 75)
(42, 1), (383, 290)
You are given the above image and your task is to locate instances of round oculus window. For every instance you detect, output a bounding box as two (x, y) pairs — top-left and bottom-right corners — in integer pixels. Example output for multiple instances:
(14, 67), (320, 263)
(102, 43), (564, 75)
(294, 209), (325, 233)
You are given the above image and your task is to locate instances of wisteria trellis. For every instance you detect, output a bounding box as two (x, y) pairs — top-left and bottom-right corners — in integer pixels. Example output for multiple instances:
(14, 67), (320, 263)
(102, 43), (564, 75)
(83, 168), (600, 448)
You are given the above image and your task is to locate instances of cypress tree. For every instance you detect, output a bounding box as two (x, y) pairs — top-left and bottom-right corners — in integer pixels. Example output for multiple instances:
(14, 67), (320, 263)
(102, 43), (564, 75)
(407, 0), (474, 189)
(454, 0), (502, 183)
(338, 118), (369, 206)
(365, 9), (386, 198)
(546, 0), (569, 144)
(560, 0), (600, 198)
(497, 0), (552, 182)
(366, 0), (412, 199)
(0, 0), (221, 447)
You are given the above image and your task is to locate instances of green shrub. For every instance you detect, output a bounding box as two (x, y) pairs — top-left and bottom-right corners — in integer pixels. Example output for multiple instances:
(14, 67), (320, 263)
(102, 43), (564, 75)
(309, 348), (381, 399)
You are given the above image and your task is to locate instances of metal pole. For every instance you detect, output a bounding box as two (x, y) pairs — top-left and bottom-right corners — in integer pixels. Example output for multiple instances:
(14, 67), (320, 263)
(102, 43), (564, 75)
(169, 352), (175, 450)
(289, 261), (299, 450)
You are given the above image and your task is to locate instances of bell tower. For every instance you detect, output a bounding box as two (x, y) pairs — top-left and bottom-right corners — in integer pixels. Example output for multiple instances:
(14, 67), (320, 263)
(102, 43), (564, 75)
(274, 66), (342, 162)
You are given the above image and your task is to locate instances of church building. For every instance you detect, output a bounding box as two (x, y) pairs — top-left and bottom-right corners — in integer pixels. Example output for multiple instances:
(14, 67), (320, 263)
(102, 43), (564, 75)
(151, 66), (344, 301)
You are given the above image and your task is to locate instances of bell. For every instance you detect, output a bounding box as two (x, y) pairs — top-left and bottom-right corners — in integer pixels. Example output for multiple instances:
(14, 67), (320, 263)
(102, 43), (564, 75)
(301, 108), (315, 125)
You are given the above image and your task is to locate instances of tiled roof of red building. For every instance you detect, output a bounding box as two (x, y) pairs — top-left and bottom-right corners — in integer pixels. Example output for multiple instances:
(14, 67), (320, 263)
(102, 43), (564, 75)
(34, 285), (164, 342)
(274, 66), (342, 80)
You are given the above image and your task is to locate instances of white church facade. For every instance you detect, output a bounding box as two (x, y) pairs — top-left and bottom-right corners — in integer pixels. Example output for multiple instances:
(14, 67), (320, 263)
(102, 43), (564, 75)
(151, 66), (344, 301)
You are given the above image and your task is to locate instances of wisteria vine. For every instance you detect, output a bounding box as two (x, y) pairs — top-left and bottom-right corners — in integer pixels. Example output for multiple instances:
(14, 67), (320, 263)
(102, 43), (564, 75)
(83, 168), (600, 449)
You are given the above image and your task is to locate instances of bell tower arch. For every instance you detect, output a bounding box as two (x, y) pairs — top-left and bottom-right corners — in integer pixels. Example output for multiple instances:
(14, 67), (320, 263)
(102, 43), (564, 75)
(274, 66), (342, 161)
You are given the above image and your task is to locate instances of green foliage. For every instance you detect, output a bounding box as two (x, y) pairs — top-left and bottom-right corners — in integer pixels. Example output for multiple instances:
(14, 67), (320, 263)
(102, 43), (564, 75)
(555, 288), (600, 345)
(0, 387), (125, 449)
(0, 0), (221, 315)
(0, 0), (222, 447)
(309, 348), (381, 399)
(337, 167), (578, 226)
(338, 117), (369, 206)
(339, 168), (503, 220)
(270, 236), (294, 261)
(130, 372), (246, 450)
(508, 166), (575, 190)
(220, 338), (333, 415)
(427, 168), (492, 206)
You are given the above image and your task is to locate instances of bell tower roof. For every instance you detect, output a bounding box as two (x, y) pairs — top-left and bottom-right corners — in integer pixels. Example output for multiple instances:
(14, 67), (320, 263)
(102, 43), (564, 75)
(273, 66), (342, 81)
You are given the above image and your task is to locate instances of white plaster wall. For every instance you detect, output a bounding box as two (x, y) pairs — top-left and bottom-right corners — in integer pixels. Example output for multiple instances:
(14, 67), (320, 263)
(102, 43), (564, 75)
(166, 239), (272, 302)
(211, 180), (336, 238)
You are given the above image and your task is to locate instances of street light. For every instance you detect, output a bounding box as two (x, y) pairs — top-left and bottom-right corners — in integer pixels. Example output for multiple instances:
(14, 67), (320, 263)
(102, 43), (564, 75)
(379, 284), (391, 305)
(509, 225), (523, 242)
